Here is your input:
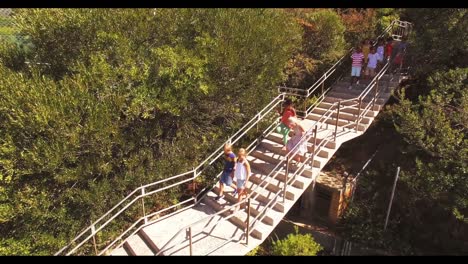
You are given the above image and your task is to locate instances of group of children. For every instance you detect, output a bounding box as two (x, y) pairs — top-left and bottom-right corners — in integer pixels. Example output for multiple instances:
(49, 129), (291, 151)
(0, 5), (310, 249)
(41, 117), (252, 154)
(350, 36), (407, 89)
(216, 143), (251, 212)
(216, 99), (308, 211)
(215, 36), (410, 210)
(215, 37), (410, 209)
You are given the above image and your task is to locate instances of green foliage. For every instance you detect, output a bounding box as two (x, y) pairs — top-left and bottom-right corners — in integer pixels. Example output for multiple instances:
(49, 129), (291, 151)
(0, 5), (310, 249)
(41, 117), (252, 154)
(0, 9), (301, 255)
(284, 9), (347, 88)
(376, 8), (400, 33)
(303, 9), (346, 63)
(271, 226), (323, 256)
(246, 246), (260, 256)
(339, 8), (378, 46)
(339, 69), (467, 255)
(403, 8), (468, 76)
(392, 68), (468, 217)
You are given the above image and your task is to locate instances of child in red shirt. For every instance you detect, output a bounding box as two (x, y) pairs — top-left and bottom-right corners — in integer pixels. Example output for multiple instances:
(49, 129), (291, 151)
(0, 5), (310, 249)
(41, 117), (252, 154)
(277, 98), (296, 149)
(385, 37), (394, 63)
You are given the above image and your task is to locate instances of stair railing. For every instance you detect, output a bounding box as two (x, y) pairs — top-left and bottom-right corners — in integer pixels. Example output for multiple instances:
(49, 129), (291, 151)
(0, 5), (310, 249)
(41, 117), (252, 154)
(57, 19), (412, 256)
(55, 93), (286, 256)
(156, 19), (414, 256)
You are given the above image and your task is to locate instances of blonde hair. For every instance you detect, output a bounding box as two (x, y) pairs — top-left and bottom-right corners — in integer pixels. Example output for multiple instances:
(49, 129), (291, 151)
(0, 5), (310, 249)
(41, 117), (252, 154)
(238, 148), (247, 157)
(224, 143), (232, 151)
(288, 116), (298, 125)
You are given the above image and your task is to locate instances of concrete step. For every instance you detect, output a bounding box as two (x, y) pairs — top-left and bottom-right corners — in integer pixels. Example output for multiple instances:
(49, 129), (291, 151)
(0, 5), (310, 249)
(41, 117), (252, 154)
(210, 188), (281, 244)
(306, 112), (367, 132)
(138, 202), (219, 255)
(110, 246), (129, 256)
(213, 186), (275, 226)
(338, 79), (373, 87)
(264, 132), (332, 158)
(324, 94), (387, 106)
(341, 74), (394, 83)
(258, 139), (326, 169)
(328, 89), (391, 101)
(318, 101), (378, 117)
(249, 160), (303, 190)
(300, 118), (362, 137)
(332, 84), (394, 97)
(249, 173), (296, 200)
(204, 192), (263, 240)
(123, 232), (155, 256)
(249, 147), (315, 179)
(214, 168), (286, 213)
(139, 229), (161, 254)
(322, 97), (383, 111)
(311, 106), (372, 125)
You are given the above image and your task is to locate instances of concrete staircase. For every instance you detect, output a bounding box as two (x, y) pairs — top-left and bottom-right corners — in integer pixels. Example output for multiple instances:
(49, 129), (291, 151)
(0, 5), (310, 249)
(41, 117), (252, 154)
(110, 73), (403, 256)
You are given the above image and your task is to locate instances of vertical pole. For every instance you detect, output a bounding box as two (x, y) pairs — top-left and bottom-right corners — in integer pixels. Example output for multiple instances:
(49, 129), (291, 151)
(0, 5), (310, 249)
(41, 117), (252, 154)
(256, 113), (260, 133)
(384, 166), (400, 231)
(141, 186), (147, 224)
(334, 101), (341, 142)
(91, 223), (98, 255)
(246, 198), (251, 245)
(188, 227), (193, 255)
(373, 80), (378, 110)
(280, 96), (284, 122)
(303, 97), (307, 118)
(356, 98), (362, 133)
(311, 125), (317, 167)
(192, 168), (197, 198)
(321, 74), (325, 95)
(283, 156), (290, 203)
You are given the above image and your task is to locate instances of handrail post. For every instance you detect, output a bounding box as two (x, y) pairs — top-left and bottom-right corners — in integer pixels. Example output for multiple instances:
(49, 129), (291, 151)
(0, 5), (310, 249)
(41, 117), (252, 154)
(192, 168), (197, 197)
(334, 101), (341, 142)
(256, 113), (261, 133)
(373, 80), (379, 110)
(283, 156), (289, 203)
(303, 98), (307, 118)
(356, 98), (362, 133)
(246, 198), (251, 245)
(312, 125), (318, 166)
(91, 223), (98, 255)
(321, 73), (326, 94)
(141, 186), (147, 224)
(187, 227), (193, 256)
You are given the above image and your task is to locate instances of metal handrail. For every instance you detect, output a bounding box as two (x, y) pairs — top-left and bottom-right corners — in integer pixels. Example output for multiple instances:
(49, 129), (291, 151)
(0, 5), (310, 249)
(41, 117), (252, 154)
(194, 19), (413, 255)
(155, 67), (360, 254)
(55, 94), (285, 256)
(150, 19), (411, 256)
(156, 122), (296, 255)
(57, 19), (412, 256)
(154, 19), (412, 255)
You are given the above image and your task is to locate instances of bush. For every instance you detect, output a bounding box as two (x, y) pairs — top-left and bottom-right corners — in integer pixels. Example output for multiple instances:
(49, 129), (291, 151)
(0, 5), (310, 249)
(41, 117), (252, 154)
(271, 226), (323, 256)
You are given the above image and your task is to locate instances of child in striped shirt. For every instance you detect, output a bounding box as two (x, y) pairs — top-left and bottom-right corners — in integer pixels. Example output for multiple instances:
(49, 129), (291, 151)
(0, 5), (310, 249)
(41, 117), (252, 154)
(349, 46), (364, 89)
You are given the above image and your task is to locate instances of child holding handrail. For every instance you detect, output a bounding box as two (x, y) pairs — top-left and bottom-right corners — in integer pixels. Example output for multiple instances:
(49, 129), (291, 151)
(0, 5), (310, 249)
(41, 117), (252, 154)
(277, 98), (296, 150)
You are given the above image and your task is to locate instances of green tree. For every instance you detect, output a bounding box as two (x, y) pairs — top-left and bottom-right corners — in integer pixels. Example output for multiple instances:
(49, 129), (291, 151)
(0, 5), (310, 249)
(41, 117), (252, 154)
(271, 226), (323, 256)
(392, 68), (468, 219)
(0, 8), (301, 255)
(403, 9), (468, 77)
(284, 9), (346, 88)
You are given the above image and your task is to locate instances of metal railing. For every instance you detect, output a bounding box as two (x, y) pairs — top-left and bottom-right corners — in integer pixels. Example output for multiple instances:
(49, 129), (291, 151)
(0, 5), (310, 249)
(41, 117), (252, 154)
(154, 104), (340, 255)
(56, 19), (412, 256)
(55, 93), (286, 256)
(161, 19), (413, 256)
(278, 20), (409, 119)
(154, 54), (398, 253)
